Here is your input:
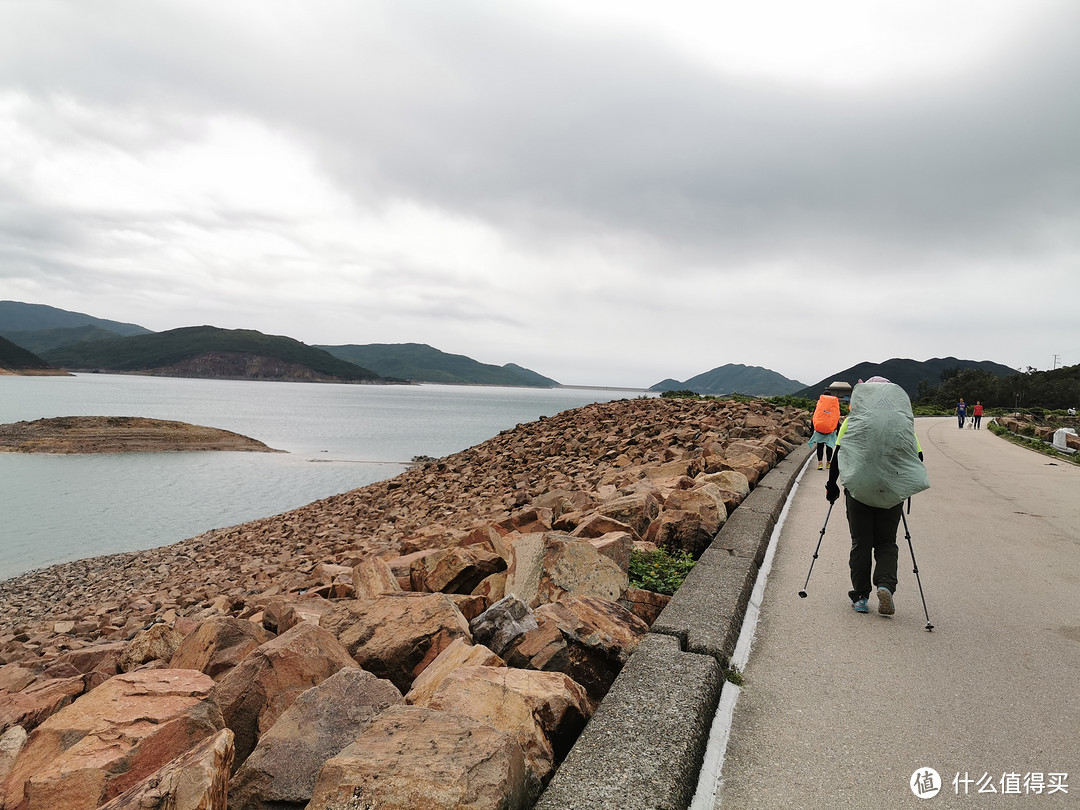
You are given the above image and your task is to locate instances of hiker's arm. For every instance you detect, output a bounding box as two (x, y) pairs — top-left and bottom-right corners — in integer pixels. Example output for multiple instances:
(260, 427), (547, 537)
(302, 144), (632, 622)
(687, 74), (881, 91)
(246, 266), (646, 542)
(826, 448), (841, 502)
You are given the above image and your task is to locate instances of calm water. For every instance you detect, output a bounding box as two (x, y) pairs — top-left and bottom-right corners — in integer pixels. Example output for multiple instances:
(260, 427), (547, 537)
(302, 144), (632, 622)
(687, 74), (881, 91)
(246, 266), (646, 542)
(0, 374), (645, 581)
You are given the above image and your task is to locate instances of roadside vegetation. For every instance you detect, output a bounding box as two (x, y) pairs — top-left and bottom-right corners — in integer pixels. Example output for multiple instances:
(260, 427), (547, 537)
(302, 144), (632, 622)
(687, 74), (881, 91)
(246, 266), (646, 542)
(628, 547), (697, 596)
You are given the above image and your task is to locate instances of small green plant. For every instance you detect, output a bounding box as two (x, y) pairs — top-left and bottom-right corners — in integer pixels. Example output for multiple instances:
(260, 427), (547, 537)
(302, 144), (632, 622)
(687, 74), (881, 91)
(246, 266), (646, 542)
(628, 548), (697, 595)
(723, 667), (744, 686)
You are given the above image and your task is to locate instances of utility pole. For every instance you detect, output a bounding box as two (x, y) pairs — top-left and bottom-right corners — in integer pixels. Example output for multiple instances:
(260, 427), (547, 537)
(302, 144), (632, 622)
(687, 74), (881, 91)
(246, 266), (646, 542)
(1052, 354), (1061, 369)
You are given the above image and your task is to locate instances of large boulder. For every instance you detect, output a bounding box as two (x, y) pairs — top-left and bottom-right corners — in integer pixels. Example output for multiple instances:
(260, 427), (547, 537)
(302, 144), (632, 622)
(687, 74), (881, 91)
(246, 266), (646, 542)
(210, 622), (358, 768)
(468, 595), (539, 658)
(228, 668), (403, 810)
(97, 728), (234, 810)
(0, 676), (85, 734)
(1, 669), (222, 810)
(593, 493), (661, 538)
(410, 545), (507, 594)
(120, 622), (187, 672)
(350, 555), (402, 599)
(319, 593), (471, 694)
(404, 638), (505, 706)
(306, 705), (530, 810)
(533, 596), (648, 706)
(169, 617), (275, 681)
(425, 666), (591, 783)
(504, 533), (628, 609)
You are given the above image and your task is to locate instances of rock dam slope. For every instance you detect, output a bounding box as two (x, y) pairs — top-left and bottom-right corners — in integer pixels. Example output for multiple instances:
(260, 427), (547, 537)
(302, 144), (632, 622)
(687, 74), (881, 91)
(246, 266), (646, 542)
(0, 396), (812, 809)
(0, 416), (281, 454)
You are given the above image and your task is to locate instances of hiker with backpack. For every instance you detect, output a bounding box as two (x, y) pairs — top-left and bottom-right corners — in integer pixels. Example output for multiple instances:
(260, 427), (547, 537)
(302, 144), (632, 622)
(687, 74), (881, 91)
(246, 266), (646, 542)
(825, 377), (930, 616)
(808, 392), (842, 471)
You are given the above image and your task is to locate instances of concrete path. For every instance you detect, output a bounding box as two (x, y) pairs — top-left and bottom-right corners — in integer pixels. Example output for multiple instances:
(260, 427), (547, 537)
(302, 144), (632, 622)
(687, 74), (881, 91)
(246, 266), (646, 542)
(716, 417), (1080, 809)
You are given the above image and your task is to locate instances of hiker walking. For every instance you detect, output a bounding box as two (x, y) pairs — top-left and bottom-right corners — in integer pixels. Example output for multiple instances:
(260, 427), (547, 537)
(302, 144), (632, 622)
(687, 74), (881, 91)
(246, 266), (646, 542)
(808, 391), (842, 470)
(956, 398), (967, 428)
(826, 377), (929, 615)
(972, 401), (983, 429)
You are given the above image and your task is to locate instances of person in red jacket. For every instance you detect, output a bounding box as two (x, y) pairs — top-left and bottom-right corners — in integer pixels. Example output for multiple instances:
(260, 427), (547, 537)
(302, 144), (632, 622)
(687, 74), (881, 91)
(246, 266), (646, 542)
(972, 401), (983, 429)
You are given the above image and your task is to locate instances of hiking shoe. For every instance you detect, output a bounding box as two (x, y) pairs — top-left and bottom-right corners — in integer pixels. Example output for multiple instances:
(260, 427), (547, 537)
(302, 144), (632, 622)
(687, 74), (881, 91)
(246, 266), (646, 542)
(825, 462), (831, 469)
(852, 598), (869, 613)
(877, 586), (895, 615)
(817, 462), (824, 470)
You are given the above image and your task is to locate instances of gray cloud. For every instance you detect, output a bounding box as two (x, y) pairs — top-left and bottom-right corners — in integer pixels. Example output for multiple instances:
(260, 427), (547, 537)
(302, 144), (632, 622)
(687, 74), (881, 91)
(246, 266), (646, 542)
(1, 1), (1077, 386)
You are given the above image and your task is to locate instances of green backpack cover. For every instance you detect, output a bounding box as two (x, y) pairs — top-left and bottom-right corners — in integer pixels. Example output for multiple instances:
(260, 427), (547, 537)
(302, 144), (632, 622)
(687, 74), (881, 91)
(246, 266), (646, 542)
(838, 382), (930, 508)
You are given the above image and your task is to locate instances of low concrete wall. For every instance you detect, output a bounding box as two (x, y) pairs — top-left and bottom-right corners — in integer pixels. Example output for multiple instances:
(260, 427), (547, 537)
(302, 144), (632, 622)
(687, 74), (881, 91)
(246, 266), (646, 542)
(535, 442), (812, 810)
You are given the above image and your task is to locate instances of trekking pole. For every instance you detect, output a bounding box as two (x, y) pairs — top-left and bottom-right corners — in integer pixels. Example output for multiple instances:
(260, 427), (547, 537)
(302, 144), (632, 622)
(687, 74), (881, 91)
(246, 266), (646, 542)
(798, 501), (834, 598)
(900, 511), (934, 631)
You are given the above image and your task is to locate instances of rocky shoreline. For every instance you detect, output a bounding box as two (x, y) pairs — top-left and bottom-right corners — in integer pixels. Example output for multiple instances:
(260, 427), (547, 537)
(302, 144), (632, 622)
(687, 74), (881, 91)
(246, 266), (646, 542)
(0, 396), (811, 809)
(0, 416), (281, 454)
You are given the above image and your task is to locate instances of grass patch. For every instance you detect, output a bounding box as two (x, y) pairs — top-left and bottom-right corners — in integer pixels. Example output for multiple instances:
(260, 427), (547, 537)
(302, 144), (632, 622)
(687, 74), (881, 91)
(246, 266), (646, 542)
(723, 667), (745, 686)
(628, 548), (697, 596)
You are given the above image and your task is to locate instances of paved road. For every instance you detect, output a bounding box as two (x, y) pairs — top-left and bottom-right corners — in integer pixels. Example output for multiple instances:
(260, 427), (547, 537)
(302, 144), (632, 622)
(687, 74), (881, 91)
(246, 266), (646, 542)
(717, 417), (1080, 809)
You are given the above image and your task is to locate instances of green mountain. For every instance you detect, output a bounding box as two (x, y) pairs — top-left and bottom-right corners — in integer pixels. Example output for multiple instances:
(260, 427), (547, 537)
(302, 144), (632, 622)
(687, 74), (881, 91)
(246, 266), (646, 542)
(317, 343), (559, 387)
(0, 336), (60, 372)
(650, 364), (807, 397)
(41, 326), (382, 382)
(0, 301), (151, 336)
(795, 357), (1019, 400)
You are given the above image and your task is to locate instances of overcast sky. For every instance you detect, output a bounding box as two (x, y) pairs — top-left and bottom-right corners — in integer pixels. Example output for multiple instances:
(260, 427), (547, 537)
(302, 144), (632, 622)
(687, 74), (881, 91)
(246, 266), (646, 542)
(2, 1), (1077, 388)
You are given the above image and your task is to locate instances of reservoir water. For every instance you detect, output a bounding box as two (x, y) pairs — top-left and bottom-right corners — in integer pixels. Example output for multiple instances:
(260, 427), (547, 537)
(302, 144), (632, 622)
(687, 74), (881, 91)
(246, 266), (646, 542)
(0, 374), (646, 581)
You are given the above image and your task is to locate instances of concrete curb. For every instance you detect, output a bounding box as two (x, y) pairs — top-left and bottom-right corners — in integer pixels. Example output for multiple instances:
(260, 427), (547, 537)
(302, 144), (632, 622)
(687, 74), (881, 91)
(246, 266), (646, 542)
(535, 441), (813, 810)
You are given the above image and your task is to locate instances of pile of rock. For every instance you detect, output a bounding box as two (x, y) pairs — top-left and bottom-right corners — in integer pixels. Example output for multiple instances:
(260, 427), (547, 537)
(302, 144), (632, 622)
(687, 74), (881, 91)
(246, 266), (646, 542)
(0, 396), (810, 809)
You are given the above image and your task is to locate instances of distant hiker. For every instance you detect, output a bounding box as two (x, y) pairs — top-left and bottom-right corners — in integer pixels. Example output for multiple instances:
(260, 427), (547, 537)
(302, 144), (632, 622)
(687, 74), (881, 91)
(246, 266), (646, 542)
(809, 392), (841, 470)
(826, 377), (929, 616)
(972, 401), (983, 429)
(956, 398), (967, 428)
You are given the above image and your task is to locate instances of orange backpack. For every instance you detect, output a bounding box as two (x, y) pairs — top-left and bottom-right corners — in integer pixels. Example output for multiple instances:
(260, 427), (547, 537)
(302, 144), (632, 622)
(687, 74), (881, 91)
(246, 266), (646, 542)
(812, 394), (841, 434)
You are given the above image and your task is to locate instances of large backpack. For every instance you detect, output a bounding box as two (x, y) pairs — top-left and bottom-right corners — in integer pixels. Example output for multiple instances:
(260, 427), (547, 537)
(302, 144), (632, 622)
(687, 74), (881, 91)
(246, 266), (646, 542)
(838, 382), (930, 508)
(812, 394), (841, 434)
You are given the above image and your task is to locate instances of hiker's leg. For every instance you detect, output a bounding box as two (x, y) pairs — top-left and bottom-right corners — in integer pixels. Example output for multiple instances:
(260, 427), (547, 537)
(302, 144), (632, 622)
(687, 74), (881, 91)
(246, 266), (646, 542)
(846, 492), (874, 600)
(871, 502), (903, 594)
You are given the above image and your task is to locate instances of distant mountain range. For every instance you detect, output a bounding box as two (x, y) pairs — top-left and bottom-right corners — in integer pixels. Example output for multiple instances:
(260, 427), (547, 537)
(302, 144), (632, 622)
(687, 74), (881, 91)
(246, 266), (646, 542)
(793, 357), (1019, 400)
(0, 301), (559, 386)
(651, 364), (807, 397)
(1, 301), (1024, 395)
(316, 343), (559, 387)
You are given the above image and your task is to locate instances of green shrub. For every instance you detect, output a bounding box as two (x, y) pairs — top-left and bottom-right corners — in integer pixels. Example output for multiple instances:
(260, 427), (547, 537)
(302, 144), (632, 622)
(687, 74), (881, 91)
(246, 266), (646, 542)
(628, 548), (697, 596)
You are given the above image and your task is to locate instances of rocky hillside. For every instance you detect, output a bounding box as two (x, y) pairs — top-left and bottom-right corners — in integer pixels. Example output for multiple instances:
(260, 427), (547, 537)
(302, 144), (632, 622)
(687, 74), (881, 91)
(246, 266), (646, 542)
(0, 396), (811, 809)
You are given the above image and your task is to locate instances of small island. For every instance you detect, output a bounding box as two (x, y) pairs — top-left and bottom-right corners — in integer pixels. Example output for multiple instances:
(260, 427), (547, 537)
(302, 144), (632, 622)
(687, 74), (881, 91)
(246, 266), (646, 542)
(0, 416), (283, 454)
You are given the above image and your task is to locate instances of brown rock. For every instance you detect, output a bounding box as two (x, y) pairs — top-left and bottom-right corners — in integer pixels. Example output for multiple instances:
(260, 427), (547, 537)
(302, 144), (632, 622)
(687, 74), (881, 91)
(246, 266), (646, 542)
(169, 617), (275, 682)
(1, 669), (222, 810)
(533, 596), (648, 705)
(404, 637), (505, 706)
(584, 531), (634, 573)
(228, 668), (403, 810)
(210, 622), (359, 768)
(411, 545), (507, 594)
(0, 676), (85, 734)
(261, 595), (334, 634)
(426, 666), (591, 782)
(0, 726), (28, 786)
(593, 493), (661, 538)
(120, 623), (187, 672)
(504, 533), (628, 609)
(618, 586), (672, 626)
(319, 593), (471, 694)
(97, 728), (233, 810)
(306, 705), (531, 810)
(350, 555), (401, 598)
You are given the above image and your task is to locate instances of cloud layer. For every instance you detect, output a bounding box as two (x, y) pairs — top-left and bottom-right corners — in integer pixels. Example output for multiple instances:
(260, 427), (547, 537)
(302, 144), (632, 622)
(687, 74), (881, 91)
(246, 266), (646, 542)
(2, 1), (1077, 386)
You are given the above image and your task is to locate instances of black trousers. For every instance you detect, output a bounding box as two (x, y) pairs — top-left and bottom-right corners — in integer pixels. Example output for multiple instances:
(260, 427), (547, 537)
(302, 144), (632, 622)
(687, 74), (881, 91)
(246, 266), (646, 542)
(845, 491), (901, 600)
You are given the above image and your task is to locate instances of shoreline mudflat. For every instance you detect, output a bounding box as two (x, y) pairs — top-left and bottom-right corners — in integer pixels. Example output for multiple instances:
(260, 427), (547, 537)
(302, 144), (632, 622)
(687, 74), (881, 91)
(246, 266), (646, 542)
(0, 415), (281, 454)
